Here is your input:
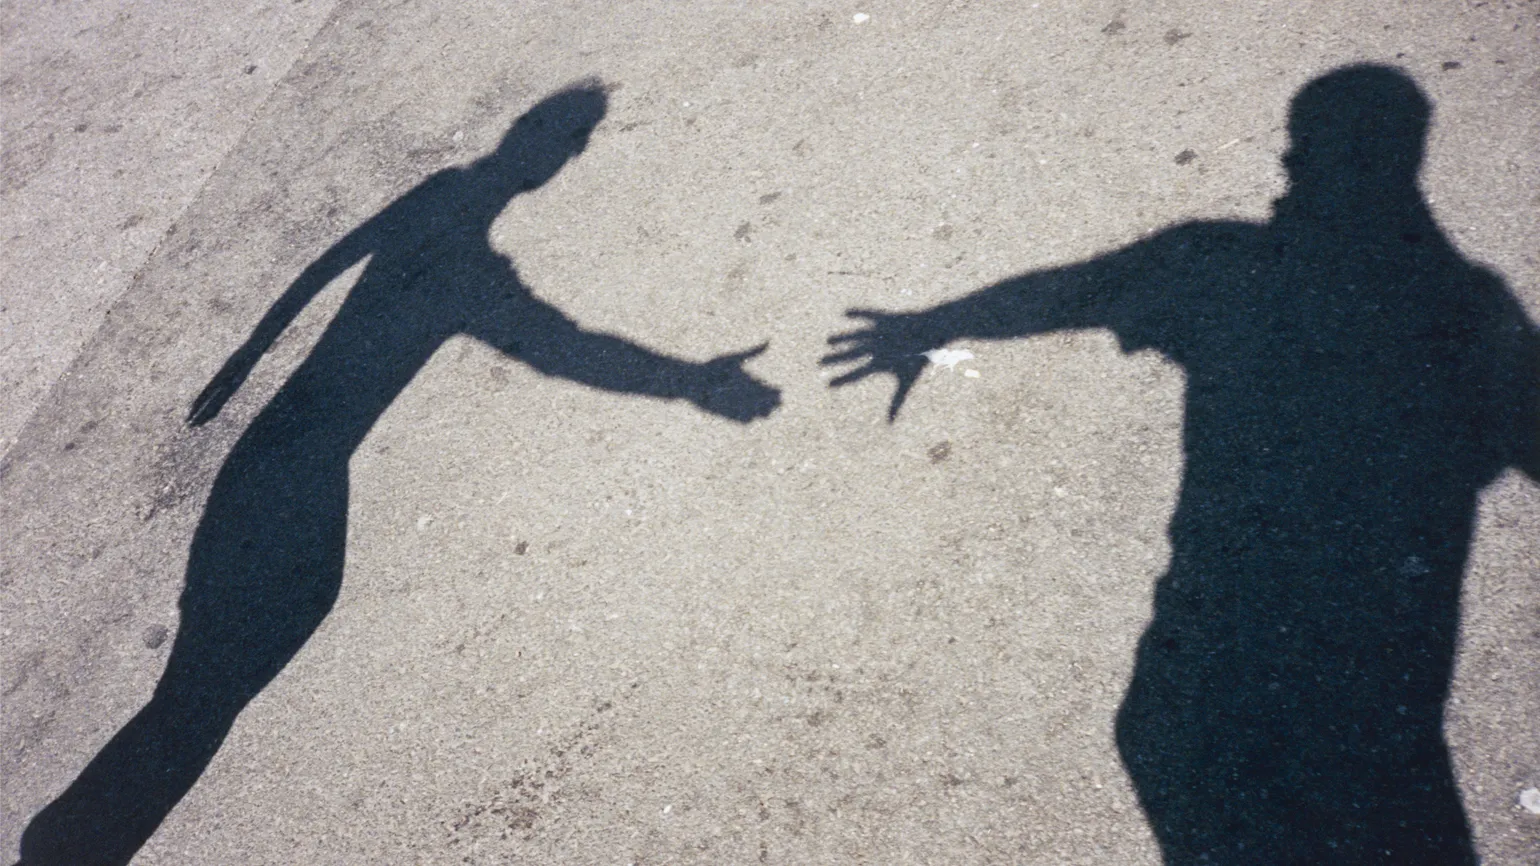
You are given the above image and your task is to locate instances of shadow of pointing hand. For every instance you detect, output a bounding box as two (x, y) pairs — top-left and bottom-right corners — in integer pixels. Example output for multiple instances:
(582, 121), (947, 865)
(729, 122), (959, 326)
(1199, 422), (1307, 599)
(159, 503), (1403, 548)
(685, 342), (780, 422)
(822, 308), (949, 421)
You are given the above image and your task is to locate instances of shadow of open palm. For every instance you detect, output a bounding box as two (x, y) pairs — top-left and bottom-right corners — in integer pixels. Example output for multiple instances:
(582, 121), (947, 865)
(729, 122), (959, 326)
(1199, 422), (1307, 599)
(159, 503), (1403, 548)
(823, 308), (945, 421)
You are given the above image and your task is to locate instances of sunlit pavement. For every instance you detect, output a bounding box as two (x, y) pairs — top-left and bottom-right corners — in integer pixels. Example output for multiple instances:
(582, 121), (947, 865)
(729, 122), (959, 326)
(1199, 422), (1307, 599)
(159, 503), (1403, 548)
(3, 3), (1537, 863)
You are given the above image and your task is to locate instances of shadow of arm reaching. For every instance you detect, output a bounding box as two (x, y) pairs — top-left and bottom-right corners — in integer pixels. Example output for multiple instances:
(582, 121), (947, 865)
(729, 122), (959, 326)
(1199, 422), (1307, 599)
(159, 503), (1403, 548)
(186, 215), (383, 426)
(823, 242), (1155, 420)
(475, 301), (780, 423)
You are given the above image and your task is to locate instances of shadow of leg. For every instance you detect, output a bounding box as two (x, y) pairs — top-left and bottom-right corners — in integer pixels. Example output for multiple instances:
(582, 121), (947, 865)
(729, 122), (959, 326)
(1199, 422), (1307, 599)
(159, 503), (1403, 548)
(19, 432), (347, 865)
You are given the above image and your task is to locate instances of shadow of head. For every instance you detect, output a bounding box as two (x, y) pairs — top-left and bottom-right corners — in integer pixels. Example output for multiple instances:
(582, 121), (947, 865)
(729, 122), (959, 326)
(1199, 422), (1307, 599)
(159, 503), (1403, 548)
(476, 81), (610, 192)
(1281, 65), (1430, 212)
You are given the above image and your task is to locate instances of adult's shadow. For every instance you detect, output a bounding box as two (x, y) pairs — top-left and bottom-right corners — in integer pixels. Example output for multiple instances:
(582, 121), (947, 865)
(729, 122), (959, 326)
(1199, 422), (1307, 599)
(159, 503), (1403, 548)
(20, 83), (779, 866)
(826, 65), (1537, 864)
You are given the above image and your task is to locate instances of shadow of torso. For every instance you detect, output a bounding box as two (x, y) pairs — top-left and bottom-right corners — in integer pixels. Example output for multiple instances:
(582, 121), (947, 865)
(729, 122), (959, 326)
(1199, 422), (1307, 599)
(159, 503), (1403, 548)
(1110, 210), (1532, 864)
(181, 165), (536, 686)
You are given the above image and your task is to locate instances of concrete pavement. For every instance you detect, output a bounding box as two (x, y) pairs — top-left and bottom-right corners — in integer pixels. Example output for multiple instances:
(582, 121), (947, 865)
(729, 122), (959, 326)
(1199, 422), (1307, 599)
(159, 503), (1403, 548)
(3, 1), (1537, 862)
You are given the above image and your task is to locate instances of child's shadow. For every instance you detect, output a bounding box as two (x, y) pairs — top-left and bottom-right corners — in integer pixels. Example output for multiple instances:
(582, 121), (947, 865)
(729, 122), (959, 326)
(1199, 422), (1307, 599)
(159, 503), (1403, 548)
(20, 83), (778, 866)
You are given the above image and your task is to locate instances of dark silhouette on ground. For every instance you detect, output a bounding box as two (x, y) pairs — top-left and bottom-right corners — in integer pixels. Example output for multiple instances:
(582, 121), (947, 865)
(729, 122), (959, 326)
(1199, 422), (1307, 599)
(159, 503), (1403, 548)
(825, 66), (1537, 864)
(20, 84), (778, 866)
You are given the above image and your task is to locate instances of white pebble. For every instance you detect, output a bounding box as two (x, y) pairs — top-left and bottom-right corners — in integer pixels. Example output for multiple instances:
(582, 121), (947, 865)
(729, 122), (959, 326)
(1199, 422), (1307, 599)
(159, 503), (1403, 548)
(922, 347), (975, 372)
(1521, 787), (1540, 815)
(852, 12), (870, 24)
(964, 369), (981, 378)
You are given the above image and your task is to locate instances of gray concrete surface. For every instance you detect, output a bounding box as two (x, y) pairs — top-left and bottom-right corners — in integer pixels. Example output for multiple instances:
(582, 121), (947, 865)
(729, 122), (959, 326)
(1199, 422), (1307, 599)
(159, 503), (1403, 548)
(0, 0), (339, 454)
(2, 0), (1537, 863)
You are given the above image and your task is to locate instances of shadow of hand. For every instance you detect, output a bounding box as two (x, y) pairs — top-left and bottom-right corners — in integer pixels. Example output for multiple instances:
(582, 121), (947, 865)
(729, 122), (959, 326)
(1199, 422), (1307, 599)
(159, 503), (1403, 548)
(822, 308), (944, 421)
(186, 349), (260, 426)
(686, 342), (780, 422)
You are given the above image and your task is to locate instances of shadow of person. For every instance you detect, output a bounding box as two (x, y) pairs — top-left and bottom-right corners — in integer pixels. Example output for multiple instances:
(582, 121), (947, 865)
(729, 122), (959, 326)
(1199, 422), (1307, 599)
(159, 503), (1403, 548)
(19, 83), (779, 866)
(825, 65), (1537, 864)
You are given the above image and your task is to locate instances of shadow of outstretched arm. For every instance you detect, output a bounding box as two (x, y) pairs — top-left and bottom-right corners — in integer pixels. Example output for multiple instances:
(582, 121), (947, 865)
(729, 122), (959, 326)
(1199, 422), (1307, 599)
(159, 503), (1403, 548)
(823, 241), (1153, 420)
(475, 299), (780, 423)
